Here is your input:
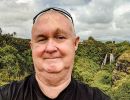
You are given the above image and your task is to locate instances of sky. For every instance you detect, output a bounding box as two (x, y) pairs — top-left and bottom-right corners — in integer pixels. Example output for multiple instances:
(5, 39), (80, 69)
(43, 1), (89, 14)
(0, 0), (130, 41)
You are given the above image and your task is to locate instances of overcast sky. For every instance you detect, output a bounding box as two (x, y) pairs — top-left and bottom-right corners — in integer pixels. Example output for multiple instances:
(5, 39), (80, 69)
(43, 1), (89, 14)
(0, 0), (130, 41)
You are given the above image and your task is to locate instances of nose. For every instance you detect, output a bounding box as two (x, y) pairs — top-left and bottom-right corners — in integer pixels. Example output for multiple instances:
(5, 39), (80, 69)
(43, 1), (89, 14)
(45, 39), (57, 53)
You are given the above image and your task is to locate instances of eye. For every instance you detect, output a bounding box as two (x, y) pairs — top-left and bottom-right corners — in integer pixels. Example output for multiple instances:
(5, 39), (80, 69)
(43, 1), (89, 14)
(56, 35), (66, 40)
(37, 37), (47, 43)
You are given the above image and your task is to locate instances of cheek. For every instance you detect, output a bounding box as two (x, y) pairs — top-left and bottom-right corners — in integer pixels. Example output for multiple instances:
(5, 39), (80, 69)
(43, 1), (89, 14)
(62, 45), (75, 68)
(32, 46), (45, 57)
(60, 42), (75, 58)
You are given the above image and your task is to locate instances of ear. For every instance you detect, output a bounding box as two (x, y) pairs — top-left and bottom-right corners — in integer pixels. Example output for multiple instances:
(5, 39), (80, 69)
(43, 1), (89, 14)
(74, 36), (80, 51)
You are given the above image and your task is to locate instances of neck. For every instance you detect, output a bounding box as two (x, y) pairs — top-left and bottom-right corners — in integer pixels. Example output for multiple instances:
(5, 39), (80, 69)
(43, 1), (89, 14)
(35, 72), (71, 99)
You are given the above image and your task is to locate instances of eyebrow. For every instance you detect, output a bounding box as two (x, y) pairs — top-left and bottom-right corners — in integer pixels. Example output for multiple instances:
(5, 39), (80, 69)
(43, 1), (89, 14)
(35, 28), (73, 39)
(56, 28), (68, 35)
(54, 28), (75, 37)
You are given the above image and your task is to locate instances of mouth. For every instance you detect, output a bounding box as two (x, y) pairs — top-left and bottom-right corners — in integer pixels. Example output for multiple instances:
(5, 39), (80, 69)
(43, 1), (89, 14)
(43, 57), (61, 63)
(44, 57), (61, 59)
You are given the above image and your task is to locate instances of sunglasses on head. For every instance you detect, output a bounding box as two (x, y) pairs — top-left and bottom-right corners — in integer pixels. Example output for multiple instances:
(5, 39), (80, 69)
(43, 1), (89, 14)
(33, 7), (74, 25)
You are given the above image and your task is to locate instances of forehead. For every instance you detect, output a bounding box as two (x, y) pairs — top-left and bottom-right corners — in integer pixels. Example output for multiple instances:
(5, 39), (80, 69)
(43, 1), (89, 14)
(32, 11), (75, 36)
(34, 11), (73, 27)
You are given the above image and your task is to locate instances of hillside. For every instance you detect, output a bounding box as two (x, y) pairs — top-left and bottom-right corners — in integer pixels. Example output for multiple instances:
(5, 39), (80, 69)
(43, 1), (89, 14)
(0, 34), (130, 99)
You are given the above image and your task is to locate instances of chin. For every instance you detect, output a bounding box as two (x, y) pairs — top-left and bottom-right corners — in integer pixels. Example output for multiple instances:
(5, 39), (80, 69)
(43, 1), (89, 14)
(44, 64), (64, 73)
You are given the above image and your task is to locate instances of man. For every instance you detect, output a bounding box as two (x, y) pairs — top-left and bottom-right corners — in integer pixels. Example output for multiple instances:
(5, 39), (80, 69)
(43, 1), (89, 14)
(0, 7), (110, 100)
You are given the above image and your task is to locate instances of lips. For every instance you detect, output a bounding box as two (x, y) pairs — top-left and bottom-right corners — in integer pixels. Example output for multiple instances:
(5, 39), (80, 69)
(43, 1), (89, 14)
(43, 57), (61, 59)
(43, 57), (61, 63)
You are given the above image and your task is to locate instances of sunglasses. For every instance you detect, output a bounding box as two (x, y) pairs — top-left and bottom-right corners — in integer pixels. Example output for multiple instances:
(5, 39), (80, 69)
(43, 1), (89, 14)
(33, 7), (74, 25)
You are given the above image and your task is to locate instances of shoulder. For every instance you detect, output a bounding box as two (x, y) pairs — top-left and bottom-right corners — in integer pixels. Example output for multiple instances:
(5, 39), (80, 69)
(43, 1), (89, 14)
(73, 79), (111, 100)
(0, 74), (33, 99)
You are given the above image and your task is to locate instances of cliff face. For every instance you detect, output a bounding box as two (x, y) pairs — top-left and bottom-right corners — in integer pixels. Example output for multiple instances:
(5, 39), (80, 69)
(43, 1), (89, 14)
(118, 50), (130, 62)
(116, 49), (130, 74)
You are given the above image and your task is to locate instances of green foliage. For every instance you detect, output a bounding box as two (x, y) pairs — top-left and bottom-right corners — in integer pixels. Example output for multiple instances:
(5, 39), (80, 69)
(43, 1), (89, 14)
(77, 37), (110, 64)
(92, 70), (111, 92)
(0, 34), (130, 99)
(114, 41), (130, 60)
(111, 79), (130, 100)
(73, 56), (99, 84)
(0, 45), (18, 55)
(0, 34), (33, 83)
(101, 73), (111, 85)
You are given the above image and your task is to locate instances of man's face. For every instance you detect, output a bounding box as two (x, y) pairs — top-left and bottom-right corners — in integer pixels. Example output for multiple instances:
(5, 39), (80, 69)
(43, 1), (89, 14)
(31, 11), (79, 76)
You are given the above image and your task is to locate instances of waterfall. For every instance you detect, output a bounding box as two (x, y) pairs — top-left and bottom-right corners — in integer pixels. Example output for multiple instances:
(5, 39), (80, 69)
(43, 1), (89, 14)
(101, 54), (108, 69)
(110, 53), (114, 65)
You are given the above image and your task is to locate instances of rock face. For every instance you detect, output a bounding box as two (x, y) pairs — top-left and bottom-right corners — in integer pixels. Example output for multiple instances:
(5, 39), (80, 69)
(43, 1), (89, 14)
(116, 50), (130, 74)
(118, 50), (130, 62)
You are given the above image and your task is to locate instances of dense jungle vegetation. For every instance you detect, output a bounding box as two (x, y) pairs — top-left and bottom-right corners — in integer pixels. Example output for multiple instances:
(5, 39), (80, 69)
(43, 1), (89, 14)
(0, 31), (130, 100)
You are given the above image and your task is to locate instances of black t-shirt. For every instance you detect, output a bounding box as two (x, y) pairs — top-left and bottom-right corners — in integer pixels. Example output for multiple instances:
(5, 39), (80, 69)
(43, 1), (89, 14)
(0, 74), (110, 100)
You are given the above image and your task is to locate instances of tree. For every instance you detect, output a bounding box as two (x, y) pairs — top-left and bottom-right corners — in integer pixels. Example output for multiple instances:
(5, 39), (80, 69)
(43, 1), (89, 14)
(0, 45), (21, 80)
(77, 36), (109, 64)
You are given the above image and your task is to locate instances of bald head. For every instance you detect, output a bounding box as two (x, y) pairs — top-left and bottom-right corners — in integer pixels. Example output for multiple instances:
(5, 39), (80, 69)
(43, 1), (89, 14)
(32, 10), (75, 39)
(33, 7), (74, 24)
